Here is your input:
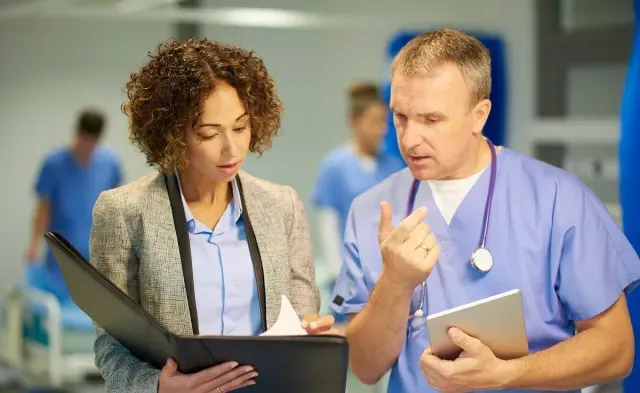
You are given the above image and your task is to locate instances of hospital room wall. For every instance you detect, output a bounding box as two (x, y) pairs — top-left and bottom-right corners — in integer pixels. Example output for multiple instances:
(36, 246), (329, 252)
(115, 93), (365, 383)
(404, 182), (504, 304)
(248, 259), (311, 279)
(0, 0), (621, 291)
(198, 0), (538, 209)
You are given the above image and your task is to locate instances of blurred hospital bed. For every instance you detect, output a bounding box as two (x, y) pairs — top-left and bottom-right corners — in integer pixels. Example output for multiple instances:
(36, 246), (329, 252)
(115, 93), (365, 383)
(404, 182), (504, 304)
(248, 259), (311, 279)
(0, 263), (97, 388)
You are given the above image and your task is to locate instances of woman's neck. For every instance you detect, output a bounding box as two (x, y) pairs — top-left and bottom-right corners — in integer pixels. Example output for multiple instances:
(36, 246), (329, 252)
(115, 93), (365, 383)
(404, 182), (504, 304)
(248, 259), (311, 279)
(177, 168), (231, 207)
(349, 139), (377, 158)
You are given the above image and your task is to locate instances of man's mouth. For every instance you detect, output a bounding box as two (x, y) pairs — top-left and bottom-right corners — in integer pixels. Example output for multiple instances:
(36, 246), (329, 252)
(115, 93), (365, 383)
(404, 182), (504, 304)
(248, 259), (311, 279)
(408, 155), (430, 164)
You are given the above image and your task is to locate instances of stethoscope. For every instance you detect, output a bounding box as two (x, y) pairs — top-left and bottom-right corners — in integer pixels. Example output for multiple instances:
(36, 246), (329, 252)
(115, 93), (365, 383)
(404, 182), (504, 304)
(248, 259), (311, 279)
(409, 138), (498, 319)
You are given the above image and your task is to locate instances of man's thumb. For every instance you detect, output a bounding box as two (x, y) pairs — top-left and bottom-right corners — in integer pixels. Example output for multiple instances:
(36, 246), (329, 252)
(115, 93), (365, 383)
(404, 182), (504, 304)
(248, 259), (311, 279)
(448, 327), (481, 353)
(378, 201), (393, 244)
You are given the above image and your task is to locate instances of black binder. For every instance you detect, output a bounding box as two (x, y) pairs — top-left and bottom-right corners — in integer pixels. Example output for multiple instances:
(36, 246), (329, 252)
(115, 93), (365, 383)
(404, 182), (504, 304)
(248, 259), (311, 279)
(44, 231), (349, 393)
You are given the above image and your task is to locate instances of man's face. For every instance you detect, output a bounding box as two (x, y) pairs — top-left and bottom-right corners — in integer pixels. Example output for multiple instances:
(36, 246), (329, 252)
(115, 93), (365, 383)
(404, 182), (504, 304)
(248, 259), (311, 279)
(390, 64), (489, 180)
(75, 132), (100, 159)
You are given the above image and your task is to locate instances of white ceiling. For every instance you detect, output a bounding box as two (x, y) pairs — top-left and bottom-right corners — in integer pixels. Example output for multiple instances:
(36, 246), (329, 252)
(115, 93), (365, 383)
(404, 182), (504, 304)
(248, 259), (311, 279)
(0, 0), (503, 28)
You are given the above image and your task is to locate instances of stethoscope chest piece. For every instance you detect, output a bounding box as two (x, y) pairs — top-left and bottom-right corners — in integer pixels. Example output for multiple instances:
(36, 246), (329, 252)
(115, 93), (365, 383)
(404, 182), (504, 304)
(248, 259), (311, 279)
(470, 247), (493, 272)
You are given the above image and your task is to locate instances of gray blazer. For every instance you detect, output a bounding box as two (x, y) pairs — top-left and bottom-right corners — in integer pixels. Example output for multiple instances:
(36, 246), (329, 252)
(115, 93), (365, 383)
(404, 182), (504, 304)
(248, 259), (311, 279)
(89, 171), (320, 393)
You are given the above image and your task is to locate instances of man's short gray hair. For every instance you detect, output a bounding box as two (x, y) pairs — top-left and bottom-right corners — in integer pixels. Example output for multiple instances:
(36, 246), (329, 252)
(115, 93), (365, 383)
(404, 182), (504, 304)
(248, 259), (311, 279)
(391, 28), (492, 106)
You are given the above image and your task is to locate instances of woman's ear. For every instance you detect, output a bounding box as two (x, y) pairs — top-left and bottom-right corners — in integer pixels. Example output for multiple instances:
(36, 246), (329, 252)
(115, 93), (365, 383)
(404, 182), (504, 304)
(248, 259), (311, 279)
(348, 115), (359, 133)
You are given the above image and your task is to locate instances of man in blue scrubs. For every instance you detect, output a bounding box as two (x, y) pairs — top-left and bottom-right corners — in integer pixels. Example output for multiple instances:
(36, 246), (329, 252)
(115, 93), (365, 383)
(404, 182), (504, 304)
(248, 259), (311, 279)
(331, 29), (640, 393)
(26, 109), (122, 296)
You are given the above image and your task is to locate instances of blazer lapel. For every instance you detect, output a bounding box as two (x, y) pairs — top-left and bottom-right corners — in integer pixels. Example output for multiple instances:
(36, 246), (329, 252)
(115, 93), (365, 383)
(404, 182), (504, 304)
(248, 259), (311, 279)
(238, 172), (288, 328)
(137, 174), (194, 336)
(236, 177), (267, 332)
(154, 172), (283, 333)
(163, 173), (199, 334)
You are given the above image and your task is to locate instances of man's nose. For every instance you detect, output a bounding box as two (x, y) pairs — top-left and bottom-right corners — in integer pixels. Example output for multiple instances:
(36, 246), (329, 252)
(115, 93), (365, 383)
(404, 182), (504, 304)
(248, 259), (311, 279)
(400, 124), (423, 151)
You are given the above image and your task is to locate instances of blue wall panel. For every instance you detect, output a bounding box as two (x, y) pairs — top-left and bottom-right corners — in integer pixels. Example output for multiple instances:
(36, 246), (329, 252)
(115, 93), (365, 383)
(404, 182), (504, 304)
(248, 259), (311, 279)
(621, 1), (640, 391)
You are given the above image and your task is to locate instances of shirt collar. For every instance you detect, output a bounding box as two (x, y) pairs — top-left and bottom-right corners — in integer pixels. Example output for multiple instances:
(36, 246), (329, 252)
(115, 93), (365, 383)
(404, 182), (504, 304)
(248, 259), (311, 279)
(175, 171), (243, 231)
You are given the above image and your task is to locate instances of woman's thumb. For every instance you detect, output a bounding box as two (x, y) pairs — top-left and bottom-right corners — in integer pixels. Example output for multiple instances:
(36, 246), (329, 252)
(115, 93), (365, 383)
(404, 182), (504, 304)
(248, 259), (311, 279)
(164, 358), (178, 373)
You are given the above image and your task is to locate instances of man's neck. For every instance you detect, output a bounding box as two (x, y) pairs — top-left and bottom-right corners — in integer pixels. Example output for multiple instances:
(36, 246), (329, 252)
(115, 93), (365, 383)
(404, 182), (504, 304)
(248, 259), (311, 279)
(70, 145), (91, 166)
(349, 139), (377, 159)
(444, 138), (494, 180)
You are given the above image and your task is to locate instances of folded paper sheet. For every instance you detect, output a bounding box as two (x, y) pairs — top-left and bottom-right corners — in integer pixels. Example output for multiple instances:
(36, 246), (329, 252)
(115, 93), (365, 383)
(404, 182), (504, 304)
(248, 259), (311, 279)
(259, 295), (308, 336)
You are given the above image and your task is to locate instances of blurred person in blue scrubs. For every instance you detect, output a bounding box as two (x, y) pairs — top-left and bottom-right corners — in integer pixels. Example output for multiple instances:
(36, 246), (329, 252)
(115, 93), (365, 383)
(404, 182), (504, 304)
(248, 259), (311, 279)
(331, 29), (640, 393)
(25, 108), (122, 295)
(313, 82), (404, 317)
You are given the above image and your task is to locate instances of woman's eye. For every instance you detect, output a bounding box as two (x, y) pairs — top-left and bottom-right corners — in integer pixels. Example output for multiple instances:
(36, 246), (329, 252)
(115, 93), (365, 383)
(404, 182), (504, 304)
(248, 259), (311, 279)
(198, 132), (217, 140)
(233, 126), (247, 133)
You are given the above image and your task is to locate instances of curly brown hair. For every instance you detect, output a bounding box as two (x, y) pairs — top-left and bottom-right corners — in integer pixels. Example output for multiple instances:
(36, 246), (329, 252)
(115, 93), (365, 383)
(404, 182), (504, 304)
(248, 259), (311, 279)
(122, 38), (283, 173)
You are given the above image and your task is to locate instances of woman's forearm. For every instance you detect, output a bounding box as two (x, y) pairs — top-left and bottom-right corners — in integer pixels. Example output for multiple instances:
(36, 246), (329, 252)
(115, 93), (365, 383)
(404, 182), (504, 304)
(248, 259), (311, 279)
(94, 325), (161, 393)
(316, 208), (343, 279)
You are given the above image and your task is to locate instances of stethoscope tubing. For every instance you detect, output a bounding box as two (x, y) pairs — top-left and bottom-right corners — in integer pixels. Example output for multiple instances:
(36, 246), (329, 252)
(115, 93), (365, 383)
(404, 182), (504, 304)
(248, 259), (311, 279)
(406, 138), (498, 319)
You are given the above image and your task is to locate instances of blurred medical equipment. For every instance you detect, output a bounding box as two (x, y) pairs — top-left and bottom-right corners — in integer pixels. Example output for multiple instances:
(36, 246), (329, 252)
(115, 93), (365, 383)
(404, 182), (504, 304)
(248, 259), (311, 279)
(0, 263), (97, 387)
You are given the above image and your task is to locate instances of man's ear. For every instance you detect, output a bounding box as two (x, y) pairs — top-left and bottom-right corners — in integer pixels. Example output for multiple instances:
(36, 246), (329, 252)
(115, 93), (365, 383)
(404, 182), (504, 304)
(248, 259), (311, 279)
(471, 98), (492, 135)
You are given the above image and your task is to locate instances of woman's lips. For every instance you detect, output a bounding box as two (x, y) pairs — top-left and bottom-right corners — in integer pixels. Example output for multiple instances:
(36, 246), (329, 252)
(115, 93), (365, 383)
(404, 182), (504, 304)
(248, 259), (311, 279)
(217, 162), (239, 174)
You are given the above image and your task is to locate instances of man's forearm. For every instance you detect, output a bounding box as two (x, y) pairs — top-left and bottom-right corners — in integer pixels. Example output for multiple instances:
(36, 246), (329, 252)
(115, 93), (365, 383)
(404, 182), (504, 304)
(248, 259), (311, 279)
(346, 272), (414, 384)
(30, 200), (49, 247)
(502, 325), (633, 391)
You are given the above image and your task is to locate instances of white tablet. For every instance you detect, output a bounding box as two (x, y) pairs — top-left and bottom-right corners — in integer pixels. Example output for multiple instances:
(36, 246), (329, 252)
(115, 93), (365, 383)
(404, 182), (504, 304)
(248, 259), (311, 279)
(425, 289), (529, 360)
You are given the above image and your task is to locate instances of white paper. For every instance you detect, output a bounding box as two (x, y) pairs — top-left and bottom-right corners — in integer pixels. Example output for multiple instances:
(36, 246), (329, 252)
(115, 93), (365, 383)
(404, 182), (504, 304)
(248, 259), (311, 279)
(259, 295), (308, 336)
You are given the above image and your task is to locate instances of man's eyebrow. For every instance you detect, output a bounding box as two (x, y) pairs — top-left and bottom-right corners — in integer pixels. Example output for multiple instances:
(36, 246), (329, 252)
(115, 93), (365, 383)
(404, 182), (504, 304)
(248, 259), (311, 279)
(417, 111), (448, 120)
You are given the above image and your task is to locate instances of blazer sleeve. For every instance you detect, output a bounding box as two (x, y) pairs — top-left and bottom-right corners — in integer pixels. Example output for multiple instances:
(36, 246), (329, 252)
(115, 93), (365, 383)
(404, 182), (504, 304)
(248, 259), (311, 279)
(90, 191), (161, 393)
(286, 186), (321, 316)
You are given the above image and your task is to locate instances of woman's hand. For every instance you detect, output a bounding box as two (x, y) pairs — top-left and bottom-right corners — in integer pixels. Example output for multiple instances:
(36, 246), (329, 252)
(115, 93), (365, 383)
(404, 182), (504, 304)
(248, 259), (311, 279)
(301, 313), (340, 335)
(159, 358), (257, 393)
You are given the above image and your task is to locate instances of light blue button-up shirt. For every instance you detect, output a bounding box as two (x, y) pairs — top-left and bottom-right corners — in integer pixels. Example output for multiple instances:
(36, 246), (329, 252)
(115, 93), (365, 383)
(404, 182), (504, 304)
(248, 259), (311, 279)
(177, 175), (262, 336)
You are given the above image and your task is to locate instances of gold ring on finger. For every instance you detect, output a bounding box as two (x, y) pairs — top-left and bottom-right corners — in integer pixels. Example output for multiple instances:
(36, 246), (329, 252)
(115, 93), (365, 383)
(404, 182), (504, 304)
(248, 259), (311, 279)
(217, 388), (223, 393)
(418, 244), (430, 253)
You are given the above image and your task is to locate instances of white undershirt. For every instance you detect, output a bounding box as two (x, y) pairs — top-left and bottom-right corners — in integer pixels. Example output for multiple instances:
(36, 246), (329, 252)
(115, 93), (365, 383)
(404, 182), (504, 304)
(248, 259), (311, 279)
(427, 144), (502, 224)
(427, 167), (486, 225)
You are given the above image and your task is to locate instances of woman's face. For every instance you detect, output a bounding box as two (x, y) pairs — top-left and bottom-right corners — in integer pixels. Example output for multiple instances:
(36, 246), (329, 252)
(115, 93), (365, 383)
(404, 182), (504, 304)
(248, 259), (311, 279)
(351, 101), (388, 155)
(185, 82), (251, 183)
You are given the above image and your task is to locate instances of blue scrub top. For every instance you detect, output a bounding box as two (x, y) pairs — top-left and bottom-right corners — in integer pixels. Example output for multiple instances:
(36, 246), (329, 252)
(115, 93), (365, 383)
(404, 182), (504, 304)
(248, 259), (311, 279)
(312, 145), (405, 239)
(36, 147), (121, 275)
(332, 148), (640, 393)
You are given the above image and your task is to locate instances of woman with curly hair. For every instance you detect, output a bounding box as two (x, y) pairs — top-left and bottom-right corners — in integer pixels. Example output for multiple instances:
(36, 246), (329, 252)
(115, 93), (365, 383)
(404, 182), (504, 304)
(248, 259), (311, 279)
(89, 38), (334, 393)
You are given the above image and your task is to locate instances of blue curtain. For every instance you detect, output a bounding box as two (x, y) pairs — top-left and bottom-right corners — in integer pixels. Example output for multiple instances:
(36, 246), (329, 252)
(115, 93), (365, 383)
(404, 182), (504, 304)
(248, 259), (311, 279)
(382, 31), (508, 159)
(621, 1), (640, 391)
